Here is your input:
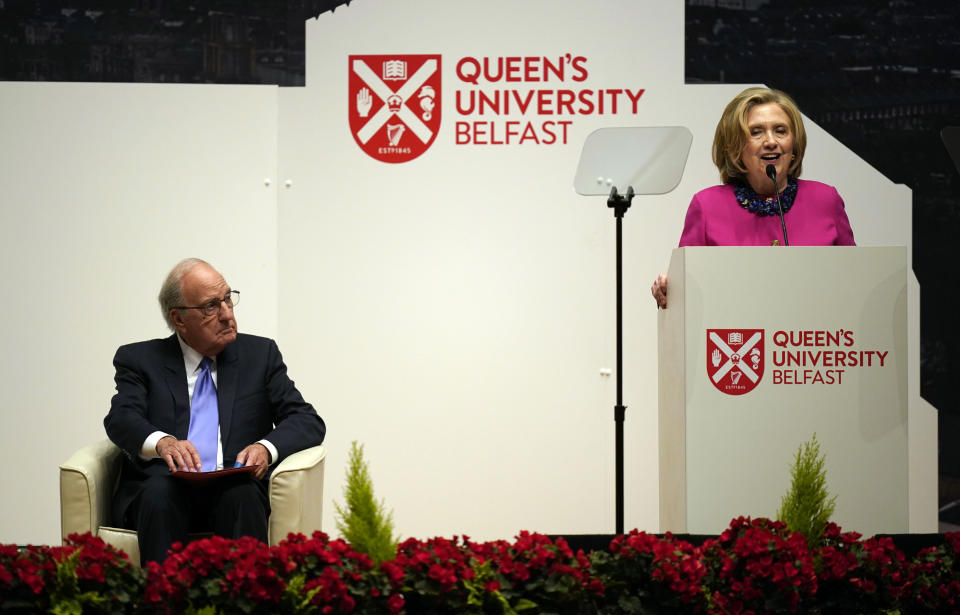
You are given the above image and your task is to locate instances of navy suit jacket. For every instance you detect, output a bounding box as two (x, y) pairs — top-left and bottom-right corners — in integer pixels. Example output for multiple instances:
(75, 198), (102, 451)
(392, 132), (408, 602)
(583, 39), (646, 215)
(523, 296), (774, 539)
(104, 333), (325, 521)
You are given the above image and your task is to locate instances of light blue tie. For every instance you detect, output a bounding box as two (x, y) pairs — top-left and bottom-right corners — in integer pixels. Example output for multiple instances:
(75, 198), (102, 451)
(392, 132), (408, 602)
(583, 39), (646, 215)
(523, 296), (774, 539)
(187, 357), (218, 472)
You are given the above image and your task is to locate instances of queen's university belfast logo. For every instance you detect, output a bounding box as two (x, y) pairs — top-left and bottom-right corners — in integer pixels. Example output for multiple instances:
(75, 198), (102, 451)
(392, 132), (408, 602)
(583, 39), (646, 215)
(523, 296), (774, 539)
(349, 54), (442, 163)
(706, 329), (765, 395)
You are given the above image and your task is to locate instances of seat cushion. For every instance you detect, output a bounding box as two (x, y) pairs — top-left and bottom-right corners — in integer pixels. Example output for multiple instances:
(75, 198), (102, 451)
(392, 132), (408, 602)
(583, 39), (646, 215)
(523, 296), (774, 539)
(98, 527), (140, 565)
(98, 527), (215, 567)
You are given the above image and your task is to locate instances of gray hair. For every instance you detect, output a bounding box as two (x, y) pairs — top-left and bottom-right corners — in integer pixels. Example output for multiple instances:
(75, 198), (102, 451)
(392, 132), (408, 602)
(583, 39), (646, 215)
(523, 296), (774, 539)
(158, 258), (211, 330)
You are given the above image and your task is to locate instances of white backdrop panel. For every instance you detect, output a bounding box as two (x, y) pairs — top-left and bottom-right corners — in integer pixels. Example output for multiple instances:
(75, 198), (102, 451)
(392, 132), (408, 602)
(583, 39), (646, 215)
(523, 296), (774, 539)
(277, 0), (926, 542)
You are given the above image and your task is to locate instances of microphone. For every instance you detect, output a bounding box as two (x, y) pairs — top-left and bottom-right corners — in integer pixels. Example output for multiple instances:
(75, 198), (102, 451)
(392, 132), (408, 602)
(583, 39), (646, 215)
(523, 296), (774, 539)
(766, 163), (789, 246)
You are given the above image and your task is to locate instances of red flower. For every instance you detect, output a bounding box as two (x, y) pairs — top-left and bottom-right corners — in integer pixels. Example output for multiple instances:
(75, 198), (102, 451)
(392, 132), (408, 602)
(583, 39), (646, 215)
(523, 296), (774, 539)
(428, 563), (457, 588)
(700, 517), (817, 613)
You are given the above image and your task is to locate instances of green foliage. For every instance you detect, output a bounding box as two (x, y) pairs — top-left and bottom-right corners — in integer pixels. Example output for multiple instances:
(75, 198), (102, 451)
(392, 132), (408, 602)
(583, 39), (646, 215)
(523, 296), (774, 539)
(464, 560), (536, 615)
(334, 441), (398, 564)
(49, 547), (145, 615)
(280, 573), (324, 614)
(50, 551), (99, 615)
(776, 433), (837, 548)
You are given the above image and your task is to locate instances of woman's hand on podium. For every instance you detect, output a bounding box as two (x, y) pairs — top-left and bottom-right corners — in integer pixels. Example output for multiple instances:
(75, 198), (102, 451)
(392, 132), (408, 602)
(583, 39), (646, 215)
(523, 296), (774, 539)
(651, 273), (668, 309)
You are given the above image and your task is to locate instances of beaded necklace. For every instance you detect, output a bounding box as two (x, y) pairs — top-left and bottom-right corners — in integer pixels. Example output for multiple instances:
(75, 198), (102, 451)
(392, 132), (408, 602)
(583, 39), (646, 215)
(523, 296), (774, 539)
(733, 178), (798, 217)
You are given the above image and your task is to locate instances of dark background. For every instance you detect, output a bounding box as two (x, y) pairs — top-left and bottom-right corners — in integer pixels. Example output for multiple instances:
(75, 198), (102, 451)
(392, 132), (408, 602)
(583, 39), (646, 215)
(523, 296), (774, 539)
(0, 0), (349, 86)
(3, 0), (958, 520)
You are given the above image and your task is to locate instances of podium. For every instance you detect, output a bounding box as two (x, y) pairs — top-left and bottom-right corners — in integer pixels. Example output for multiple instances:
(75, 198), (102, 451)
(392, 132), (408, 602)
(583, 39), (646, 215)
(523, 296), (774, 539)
(658, 247), (908, 536)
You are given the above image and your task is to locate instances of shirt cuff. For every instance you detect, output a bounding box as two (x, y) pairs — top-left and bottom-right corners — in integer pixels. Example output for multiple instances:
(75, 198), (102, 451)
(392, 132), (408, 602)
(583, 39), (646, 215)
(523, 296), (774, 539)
(141, 431), (171, 460)
(258, 439), (278, 466)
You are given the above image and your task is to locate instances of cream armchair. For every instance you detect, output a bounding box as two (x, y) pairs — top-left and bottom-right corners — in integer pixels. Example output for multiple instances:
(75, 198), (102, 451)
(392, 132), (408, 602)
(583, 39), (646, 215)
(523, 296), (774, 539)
(59, 439), (325, 566)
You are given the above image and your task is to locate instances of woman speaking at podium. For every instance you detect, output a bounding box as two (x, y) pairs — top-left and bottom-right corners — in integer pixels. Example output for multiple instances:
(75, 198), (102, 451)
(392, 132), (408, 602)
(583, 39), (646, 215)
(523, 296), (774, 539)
(651, 87), (855, 309)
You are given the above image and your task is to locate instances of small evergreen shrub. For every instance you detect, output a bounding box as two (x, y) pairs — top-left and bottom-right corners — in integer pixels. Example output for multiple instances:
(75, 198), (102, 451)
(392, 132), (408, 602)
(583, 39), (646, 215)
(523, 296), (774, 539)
(776, 433), (837, 548)
(334, 441), (398, 564)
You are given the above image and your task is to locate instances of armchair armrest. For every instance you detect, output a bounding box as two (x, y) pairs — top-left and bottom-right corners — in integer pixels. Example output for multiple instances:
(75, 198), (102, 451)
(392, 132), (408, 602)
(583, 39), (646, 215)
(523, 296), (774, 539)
(267, 445), (326, 545)
(59, 439), (123, 541)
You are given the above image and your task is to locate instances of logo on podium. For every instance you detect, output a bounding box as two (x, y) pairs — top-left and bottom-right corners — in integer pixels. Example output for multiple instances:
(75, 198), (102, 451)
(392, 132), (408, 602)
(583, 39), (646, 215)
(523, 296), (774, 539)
(348, 54), (441, 163)
(706, 329), (764, 395)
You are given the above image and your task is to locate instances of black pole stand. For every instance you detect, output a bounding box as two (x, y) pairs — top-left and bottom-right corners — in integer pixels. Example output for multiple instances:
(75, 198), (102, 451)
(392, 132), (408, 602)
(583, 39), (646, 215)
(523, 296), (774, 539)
(607, 185), (634, 535)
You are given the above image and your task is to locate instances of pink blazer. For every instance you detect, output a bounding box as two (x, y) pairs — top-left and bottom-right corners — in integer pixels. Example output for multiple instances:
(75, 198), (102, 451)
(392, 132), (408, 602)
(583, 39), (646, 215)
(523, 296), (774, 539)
(678, 179), (855, 247)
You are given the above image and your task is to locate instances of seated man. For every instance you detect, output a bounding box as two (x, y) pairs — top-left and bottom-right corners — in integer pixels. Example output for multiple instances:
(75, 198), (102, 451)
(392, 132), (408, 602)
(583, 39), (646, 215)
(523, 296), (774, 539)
(104, 258), (325, 565)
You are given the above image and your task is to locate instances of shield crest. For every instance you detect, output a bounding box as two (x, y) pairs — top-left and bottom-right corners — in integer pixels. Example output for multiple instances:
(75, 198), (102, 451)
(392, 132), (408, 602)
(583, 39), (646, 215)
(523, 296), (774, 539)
(348, 54), (442, 163)
(706, 329), (764, 395)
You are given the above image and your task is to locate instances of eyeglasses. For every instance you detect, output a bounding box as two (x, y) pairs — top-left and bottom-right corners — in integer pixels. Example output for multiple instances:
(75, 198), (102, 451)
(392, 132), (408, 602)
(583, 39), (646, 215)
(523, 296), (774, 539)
(174, 290), (239, 317)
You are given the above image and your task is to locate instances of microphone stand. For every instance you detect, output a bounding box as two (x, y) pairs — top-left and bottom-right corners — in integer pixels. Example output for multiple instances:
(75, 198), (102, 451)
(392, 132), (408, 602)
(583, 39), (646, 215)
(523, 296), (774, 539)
(607, 185), (634, 536)
(766, 164), (789, 246)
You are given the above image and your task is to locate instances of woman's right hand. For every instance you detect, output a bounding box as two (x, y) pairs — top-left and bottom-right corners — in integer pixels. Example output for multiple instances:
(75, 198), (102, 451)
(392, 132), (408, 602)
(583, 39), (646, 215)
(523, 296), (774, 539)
(651, 273), (668, 309)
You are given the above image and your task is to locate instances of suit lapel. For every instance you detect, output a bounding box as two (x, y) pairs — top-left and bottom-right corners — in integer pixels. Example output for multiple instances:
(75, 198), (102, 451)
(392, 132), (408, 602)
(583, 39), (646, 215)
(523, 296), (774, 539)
(161, 334), (191, 439)
(217, 337), (240, 451)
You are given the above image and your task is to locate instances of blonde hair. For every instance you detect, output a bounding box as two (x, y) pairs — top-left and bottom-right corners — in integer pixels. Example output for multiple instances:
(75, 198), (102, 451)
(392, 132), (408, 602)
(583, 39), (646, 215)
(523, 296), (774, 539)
(712, 87), (806, 184)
